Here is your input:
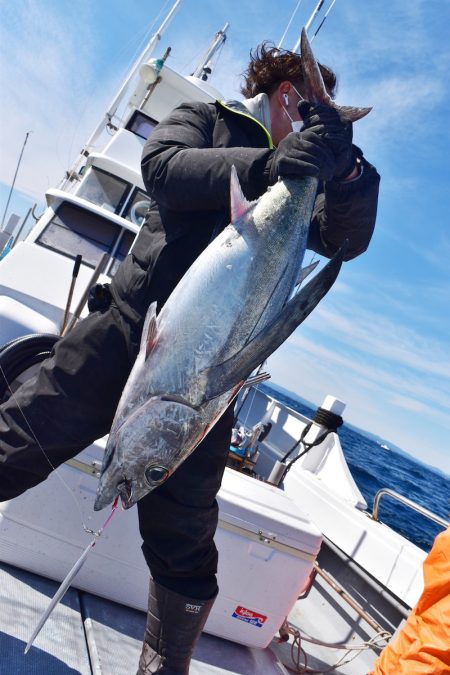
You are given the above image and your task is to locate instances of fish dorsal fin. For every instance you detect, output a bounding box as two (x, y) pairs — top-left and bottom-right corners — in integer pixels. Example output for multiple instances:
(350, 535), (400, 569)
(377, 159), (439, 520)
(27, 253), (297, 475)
(230, 165), (257, 223)
(140, 301), (158, 358)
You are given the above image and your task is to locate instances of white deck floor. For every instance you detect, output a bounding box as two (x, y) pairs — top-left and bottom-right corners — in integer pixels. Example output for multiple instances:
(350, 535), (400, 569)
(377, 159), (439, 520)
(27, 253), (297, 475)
(1, 543), (394, 675)
(0, 561), (290, 675)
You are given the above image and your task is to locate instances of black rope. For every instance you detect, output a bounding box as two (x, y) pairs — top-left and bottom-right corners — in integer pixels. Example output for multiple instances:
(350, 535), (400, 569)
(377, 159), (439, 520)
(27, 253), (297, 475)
(279, 408), (344, 480)
(313, 407), (343, 430)
(281, 422), (313, 462)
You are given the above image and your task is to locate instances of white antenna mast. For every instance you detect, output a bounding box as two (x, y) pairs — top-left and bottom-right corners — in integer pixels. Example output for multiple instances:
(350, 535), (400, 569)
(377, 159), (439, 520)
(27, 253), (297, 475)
(60, 0), (182, 188)
(192, 23), (229, 81)
(311, 0), (338, 42)
(83, 0), (182, 154)
(278, 0), (304, 49)
(292, 0), (326, 51)
(1, 131), (32, 230)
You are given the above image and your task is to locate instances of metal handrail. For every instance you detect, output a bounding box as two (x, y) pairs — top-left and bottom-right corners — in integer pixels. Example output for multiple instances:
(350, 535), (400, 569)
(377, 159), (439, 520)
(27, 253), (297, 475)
(372, 488), (449, 529)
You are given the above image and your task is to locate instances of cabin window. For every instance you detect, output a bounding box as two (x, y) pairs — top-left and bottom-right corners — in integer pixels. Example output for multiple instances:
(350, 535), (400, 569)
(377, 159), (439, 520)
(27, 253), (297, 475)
(126, 110), (157, 140)
(77, 167), (131, 213)
(37, 203), (121, 268)
(123, 189), (152, 226)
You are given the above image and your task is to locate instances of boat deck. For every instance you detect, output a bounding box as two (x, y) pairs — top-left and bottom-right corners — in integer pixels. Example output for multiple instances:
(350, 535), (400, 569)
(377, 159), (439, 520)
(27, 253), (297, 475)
(1, 535), (394, 675)
(0, 561), (288, 675)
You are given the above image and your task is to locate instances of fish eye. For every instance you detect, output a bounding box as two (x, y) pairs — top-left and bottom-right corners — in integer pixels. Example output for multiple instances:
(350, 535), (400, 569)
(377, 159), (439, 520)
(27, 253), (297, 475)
(144, 464), (169, 486)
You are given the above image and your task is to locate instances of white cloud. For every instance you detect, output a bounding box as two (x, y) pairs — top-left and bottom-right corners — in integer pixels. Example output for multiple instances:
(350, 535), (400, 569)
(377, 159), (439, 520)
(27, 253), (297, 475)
(286, 330), (450, 415)
(308, 302), (450, 380)
(267, 335), (450, 472)
(0, 2), (133, 201)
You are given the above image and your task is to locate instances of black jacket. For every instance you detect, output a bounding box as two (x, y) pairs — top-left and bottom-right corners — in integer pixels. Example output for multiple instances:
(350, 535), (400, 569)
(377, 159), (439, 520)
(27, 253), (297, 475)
(111, 100), (380, 323)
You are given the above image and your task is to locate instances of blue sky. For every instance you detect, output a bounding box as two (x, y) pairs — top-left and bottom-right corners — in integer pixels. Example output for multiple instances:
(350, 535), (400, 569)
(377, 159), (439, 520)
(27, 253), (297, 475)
(1, 0), (449, 476)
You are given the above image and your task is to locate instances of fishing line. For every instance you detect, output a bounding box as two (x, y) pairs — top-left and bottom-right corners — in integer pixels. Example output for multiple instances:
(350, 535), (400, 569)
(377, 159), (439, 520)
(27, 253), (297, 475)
(0, 363), (123, 653)
(0, 362), (105, 537)
(24, 495), (120, 654)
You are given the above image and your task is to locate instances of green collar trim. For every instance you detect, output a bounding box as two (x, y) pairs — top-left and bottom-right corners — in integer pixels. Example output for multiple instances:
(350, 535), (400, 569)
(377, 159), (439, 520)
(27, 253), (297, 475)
(216, 99), (273, 149)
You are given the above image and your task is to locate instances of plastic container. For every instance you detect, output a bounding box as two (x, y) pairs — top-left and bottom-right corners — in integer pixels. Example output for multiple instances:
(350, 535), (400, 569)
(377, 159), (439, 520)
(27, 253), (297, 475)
(0, 442), (321, 648)
(208, 469), (322, 647)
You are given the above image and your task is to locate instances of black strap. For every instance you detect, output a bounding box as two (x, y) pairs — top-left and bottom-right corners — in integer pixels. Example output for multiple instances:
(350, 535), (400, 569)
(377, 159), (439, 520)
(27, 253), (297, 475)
(280, 408), (343, 479)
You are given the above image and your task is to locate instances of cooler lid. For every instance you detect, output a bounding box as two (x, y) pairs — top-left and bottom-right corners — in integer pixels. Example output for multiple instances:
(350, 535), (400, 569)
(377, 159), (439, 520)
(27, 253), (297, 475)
(217, 468), (322, 556)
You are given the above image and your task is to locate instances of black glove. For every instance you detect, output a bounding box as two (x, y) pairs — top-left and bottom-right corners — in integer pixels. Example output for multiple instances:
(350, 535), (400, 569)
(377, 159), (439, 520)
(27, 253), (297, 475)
(298, 101), (356, 180)
(268, 129), (336, 184)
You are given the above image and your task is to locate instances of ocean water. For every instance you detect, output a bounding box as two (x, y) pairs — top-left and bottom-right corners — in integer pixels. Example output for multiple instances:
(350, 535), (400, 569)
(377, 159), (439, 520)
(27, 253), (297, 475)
(260, 384), (449, 553)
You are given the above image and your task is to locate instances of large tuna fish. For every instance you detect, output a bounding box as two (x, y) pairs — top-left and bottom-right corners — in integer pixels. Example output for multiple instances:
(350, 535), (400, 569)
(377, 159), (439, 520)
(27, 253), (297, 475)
(94, 29), (370, 511)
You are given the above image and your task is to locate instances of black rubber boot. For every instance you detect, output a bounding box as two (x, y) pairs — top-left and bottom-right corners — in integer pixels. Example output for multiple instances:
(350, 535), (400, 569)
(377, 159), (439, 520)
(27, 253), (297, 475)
(136, 579), (217, 674)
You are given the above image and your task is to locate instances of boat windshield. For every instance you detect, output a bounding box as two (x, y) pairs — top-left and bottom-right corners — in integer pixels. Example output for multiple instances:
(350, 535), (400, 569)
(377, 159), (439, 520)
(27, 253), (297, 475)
(36, 202), (134, 269)
(77, 167), (131, 214)
(76, 170), (152, 226)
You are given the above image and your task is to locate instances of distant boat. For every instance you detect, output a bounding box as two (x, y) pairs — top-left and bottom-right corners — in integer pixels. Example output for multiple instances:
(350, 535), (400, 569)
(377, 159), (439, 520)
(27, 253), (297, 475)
(380, 443), (390, 450)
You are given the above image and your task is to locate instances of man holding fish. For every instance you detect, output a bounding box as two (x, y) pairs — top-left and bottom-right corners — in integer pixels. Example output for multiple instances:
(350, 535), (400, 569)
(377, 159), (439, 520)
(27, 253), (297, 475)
(0, 32), (379, 674)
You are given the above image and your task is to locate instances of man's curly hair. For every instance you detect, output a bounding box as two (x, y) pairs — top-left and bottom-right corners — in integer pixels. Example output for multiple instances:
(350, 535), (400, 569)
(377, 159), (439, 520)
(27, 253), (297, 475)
(240, 42), (337, 99)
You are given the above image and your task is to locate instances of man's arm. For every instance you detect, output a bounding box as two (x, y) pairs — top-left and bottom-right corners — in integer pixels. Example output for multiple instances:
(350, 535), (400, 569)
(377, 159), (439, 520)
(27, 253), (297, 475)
(141, 102), (272, 212)
(308, 148), (380, 261)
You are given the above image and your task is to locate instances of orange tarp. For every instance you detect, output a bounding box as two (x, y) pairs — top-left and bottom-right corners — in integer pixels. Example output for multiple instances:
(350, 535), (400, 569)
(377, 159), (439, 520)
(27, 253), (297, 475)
(370, 526), (450, 675)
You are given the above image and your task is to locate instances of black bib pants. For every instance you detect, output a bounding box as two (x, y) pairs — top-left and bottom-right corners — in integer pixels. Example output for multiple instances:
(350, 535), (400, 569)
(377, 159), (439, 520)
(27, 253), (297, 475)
(0, 235), (233, 601)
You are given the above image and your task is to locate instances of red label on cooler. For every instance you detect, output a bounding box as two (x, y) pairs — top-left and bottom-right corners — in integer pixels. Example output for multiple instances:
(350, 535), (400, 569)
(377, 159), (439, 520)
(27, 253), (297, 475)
(232, 605), (267, 627)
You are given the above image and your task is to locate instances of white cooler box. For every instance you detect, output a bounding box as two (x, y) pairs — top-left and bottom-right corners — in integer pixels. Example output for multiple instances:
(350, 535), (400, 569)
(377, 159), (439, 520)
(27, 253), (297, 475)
(0, 440), (322, 649)
(210, 469), (322, 647)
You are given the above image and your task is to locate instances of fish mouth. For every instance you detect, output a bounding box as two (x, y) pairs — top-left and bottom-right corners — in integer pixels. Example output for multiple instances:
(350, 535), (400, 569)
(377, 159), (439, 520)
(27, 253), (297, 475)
(117, 479), (135, 510)
(117, 467), (170, 508)
(94, 477), (134, 511)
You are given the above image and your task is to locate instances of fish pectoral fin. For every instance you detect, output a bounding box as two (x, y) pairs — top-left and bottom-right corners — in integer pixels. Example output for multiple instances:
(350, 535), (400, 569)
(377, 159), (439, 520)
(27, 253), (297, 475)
(230, 165), (259, 223)
(295, 260), (320, 287)
(202, 243), (346, 401)
(159, 393), (201, 411)
(140, 301), (158, 358)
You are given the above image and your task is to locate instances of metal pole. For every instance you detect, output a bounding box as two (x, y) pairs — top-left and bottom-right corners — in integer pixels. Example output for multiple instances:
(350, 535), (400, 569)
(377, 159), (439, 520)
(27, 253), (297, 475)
(81, 0), (182, 152)
(10, 207), (32, 247)
(61, 253), (109, 336)
(311, 0), (338, 42)
(59, 0), (182, 189)
(292, 0), (325, 51)
(192, 23), (229, 79)
(278, 0), (304, 49)
(1, 131), (31, 229)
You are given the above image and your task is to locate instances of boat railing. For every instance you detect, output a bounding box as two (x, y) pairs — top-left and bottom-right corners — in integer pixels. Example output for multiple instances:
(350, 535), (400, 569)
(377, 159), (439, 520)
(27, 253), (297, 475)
(372, 488), (449, 529)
